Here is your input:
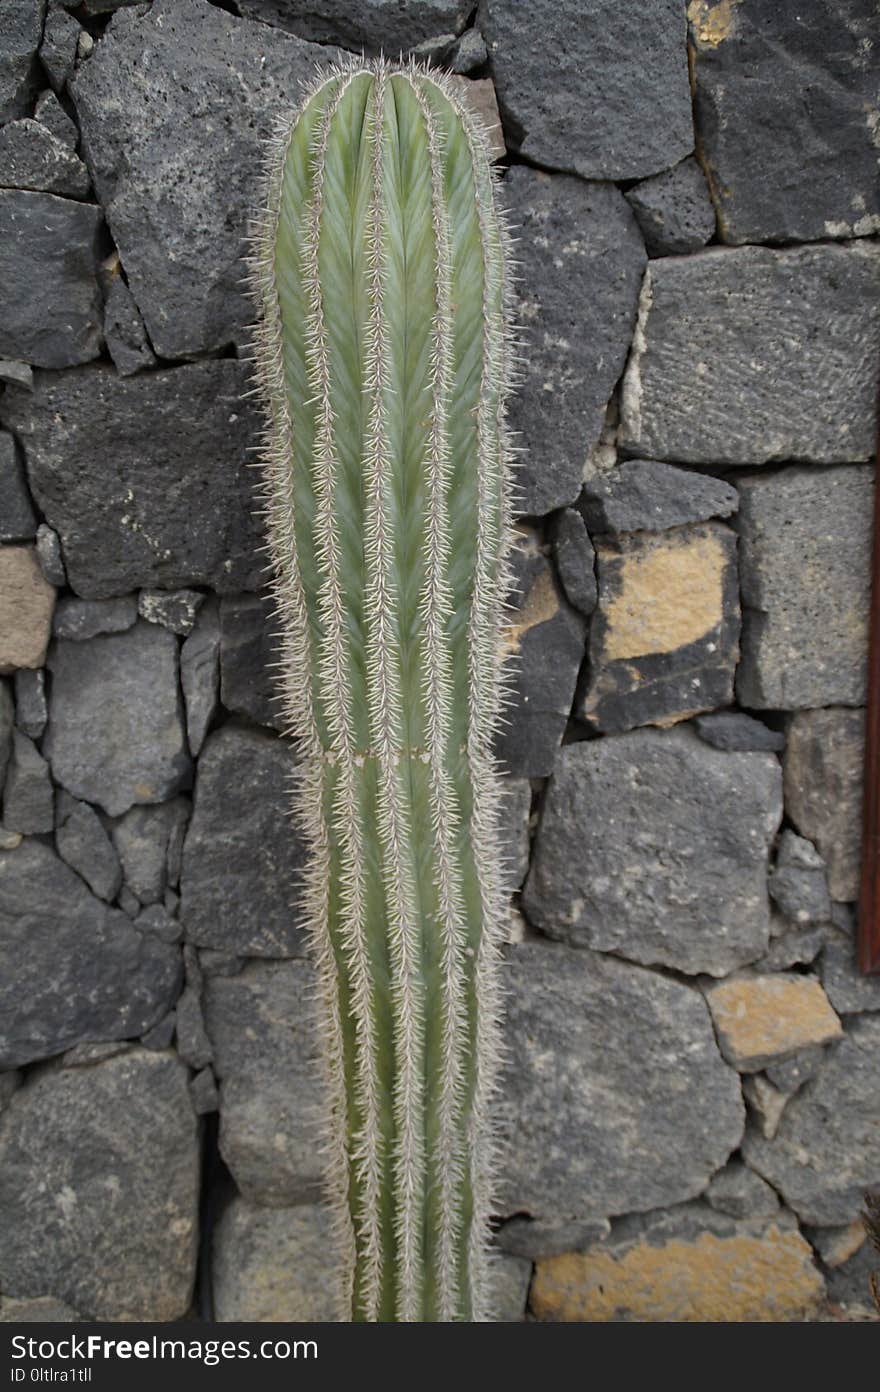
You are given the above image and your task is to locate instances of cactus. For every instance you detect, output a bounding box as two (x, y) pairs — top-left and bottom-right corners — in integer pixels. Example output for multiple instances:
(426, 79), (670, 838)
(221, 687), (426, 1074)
(247, 57), (516, 1322)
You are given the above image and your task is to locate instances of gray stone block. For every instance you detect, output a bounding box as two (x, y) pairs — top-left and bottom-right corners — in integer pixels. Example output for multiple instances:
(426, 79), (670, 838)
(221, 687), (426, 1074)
(620, 244), (880, 465)
(523, 728), (782, 976)
(499, 943), (744, 1222)
(0, 1049), (199, 1319)
(180, 725), (306, 957)
(690, 0), (879, 244)
(736, 466), (872, 709)
(580, 459), (738, 535)
(45, 621), (190, 818)
(55, 793), (122, 902)
(624, 155), (716, 256)
(0, 839), (181, 1067)
(480, 0), (692, 180)
(784, 707), (864, 902)
(2, 362), (264, 598)
(504, 166), (646, 515)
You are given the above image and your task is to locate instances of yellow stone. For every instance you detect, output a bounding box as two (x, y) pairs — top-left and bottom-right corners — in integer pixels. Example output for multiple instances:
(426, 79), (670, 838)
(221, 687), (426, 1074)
(687, 0), (741, 49)
(597, 528), (725, 661)
(0, 546), (56, 674)
(706, 974), (842, 1070)
(531, 1225), (824, 1322)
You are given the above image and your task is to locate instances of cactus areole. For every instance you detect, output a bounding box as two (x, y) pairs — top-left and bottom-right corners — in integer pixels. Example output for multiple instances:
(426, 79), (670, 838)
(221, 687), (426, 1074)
(247, 59), (516, 1321)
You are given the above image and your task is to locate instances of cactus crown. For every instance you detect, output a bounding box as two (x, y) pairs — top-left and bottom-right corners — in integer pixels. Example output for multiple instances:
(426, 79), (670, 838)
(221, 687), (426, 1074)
(246, 56), (517, 1321)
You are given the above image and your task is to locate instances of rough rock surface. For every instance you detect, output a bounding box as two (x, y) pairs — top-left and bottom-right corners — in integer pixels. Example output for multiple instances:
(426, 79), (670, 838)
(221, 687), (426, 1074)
(693, 711), (784, 754)
(784, 708), (864, 902)
(53, 594), (138, 642)
(767, 831), (832, 926)
(503, 167), (646, 515)
(138, 589), (203, 636)
(34, 523), (65, 587)
(624, 155), (716, 256)
(2, 362), (264, 598)
(70, 0), (343, 358)
(0, 119), (90, 198)
(2, 729), (53, 834)
(45, 623), (190, 818)
(237, 0), (470, 49)
(582, 522), (739, 733)
(620, 244), (880, 465)
(0, 840), (181, 1068)
(494, 533), (585, 777)
(13, 668), (46, 740)
(705, 1161), (780, 1220)
(219, 593), (283, 732)
(204, 960), (323, 1205)
(523, 729), (781, 976)
(530, 1206), (823, 1322)
(0, 546), (55, 673)
(494, 1253), (531, 1322)
(39, 5), (80, 94)
(580, 460), (738, 535)
(0, 190), (103, 369)
(180, 597), (219, 757)
(736, 466), (872, 709)
(112, 800), (190, 906)
(0, 1), (46, 124)
(499, 943), (744, 1221)
(743, 1016), (880, 1226)
(689, 0), (880, 244)
(0, 1049), (199, 1319)
(213, 1198), (336, 1322)
(33, 90), (78, 150)
(481, 0), (693, 180)
(550, 510), (596, 617)
(180, 726), (306, 957)
(822, 928), (880, 1016)
(55, 794), (122, 902)
(0, 432), (36, 541)
(705, 975), (842, 1072)
(102, 276), (156, 378)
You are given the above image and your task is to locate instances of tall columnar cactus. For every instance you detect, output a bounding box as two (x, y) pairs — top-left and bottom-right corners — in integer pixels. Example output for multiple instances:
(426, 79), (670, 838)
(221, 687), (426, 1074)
(247, 57), (516, 1322)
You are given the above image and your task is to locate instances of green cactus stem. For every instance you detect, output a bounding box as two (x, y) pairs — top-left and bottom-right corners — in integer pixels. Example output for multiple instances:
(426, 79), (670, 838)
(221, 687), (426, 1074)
(247, 57), (516, 1322)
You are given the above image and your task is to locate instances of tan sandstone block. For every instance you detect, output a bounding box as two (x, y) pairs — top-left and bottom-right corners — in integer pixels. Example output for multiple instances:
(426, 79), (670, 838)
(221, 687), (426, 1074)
(707, 974), (842, 1071)
(531, 1225), (824, 1322)
(0, 545), (55, 673)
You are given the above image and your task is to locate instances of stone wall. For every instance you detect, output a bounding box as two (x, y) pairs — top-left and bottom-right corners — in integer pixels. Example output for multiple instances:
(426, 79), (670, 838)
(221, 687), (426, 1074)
(0, 0), (878, 1324)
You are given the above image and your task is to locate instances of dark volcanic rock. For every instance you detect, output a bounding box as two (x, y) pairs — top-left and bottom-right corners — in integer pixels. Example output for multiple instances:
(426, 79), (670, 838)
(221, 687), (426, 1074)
(219, 592), (283, 731)
(34, 523), (65, 587)
(0, 190), (103, 369)
(13, 668), (46, 740)
(2, 361), (264, 597)
(550, 510), (596, 617)
(112, 799), (190, 906)
(736, 466), (872, 709)
(581, 522), (740, 733)
(70, 0), (344, 358)
(620, 244), (880, 465)
(743, 1016), (880, 1226)
(0, 1049), (198, 1319)
(523, 728), (782, 976)
(494, 532), (585, 778)
(768, 831), (831, 927)
(180, 596), (220, 757)
(2, 729), (53, 834)
(481, 0), (692, 180)
(580, 460), (738, 535)
(784, 707), (864, 902)
(0, 120), (90, 198)
(33, 91), (78, 150)
(0, 1), (45, 124)
(504, 167), (646, 515)
(45, 622), (190, 818)
(690, 0), (879, 244)
(204, 959), (323, 1205)
(53, 594), (138, 642)
(0, 839), (182, 1067)
(822, 927), (880, 1016)
(212, 1196), (336, 1322)
(55, 793), (122, 903)
(102, 276), (156, 378)
(624, 155), (716, 256)
(138, 589), (203, 636)
(0, 432), (35, 542)
(39, 5), (79, 94)
(499, 943), (744, 1221)
(694, 711), (785, 754)
(237, 0), (470, 49)
(180, 726), (307, 957)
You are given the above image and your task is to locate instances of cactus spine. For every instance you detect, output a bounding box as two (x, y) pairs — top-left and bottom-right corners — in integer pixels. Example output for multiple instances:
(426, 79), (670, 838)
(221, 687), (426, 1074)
(247, 58), (515, 1322)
